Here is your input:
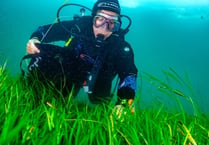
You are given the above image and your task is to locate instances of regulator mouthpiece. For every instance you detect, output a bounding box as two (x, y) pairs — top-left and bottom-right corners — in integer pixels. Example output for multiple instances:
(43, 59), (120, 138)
(94, 34), (105, 48)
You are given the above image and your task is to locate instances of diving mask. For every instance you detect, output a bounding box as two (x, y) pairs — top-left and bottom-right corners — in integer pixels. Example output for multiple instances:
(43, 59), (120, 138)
(93, 12), (121, 32)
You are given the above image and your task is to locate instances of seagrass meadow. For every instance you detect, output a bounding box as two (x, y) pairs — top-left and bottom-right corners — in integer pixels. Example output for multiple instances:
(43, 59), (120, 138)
(0, 63), (208, 145)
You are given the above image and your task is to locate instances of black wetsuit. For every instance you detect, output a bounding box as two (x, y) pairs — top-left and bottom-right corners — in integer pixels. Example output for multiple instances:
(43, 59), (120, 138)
(29, 16), (138, 103)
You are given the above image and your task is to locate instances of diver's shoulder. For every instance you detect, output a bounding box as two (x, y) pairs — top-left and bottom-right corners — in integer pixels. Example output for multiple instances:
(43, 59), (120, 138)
(110, 34), (134, 56)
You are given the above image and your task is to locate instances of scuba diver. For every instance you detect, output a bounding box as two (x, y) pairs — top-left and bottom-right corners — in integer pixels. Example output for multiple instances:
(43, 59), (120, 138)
(25, 0), (138, 118)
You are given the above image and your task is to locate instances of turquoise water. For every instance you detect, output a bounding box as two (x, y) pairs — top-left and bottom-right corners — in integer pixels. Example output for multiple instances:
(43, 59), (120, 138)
(1, 0), (209, 114)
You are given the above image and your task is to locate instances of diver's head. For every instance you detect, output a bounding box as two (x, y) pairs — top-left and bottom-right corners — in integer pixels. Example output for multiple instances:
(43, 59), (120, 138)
(92, 0), (121, 17)
(92, 0), (121, 39)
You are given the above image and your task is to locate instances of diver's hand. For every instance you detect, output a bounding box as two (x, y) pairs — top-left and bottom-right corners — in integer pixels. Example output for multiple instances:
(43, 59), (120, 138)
(26, 38), (40, 54)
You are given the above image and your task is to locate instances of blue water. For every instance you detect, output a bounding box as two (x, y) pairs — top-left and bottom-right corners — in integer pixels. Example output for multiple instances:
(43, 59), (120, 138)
(1, 0), (209, 114)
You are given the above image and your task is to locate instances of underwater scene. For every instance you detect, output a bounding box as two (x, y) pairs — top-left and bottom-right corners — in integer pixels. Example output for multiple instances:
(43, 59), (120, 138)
(0, 0), (209, 144)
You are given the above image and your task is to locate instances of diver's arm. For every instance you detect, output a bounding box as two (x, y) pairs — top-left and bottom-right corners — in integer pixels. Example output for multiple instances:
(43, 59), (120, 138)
(115, 42), (138, 114)
(26, 20), (76, 54)
(30, 21), (75, 43)
(112, 43), (137, 120)
(116, 42), (138, 100)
